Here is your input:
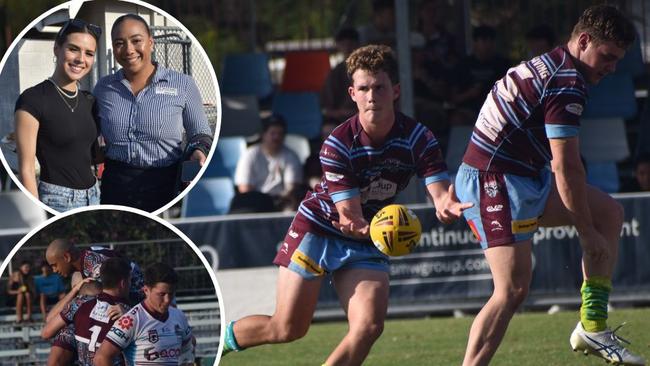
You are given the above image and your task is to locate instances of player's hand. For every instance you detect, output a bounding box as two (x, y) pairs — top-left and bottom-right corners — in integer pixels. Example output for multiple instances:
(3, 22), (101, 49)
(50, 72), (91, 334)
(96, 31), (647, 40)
(107, 304), (126, 321)
(71, 277), (95, 294)
(332, 217), (370, 239)
(578, 228), (610, 264)
(436, 184), (473, 225)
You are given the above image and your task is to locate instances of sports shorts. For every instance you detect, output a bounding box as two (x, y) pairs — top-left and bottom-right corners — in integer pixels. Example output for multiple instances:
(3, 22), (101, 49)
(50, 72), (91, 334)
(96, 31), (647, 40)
(273, 215), (389, 280)
(454, 163), (552, 249)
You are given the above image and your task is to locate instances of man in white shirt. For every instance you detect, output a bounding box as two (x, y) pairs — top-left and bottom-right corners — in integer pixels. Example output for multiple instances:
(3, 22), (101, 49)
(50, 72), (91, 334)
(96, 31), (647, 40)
(234, 115), (303, 200)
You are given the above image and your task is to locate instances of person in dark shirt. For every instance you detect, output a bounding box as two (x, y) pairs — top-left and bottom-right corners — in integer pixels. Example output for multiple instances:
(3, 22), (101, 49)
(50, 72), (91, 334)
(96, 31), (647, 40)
(14, 19), (101, 212)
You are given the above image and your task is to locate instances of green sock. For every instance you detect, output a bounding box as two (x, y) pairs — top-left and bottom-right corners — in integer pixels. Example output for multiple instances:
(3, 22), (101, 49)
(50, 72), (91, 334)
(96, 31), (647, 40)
(223, 321), (243, 355)
(580, 276), (612, 332)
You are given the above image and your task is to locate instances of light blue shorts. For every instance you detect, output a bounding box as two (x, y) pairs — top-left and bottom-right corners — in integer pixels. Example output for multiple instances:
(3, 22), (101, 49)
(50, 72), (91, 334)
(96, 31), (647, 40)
(454, 163), (552, 249)
(38, 180), (100, 212)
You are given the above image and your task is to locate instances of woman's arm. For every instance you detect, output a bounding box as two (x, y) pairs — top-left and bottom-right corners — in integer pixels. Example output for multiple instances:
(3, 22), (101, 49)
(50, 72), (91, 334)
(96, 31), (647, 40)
(15, 110), (40, 198)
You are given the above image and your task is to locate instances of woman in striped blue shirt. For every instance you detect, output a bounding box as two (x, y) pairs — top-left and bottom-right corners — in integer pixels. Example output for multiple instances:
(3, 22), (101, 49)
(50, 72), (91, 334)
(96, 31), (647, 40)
(15, 19), (102, 212)
(94, 14), (212, 212)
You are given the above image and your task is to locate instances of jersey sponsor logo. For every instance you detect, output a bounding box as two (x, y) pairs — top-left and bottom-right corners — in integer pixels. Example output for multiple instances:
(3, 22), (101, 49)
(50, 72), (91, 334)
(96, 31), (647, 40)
(565, 103), (583, 116)
(483, 180), (499, 198)
(360, 178), (397, 203)
(117, 316), (134, 330)
(325, 172), (344, 182)
(148, 329), (159, 343)
(288, 230), (299, 239)
(531, 56), (550, 79)
(511, 217), (538, 234)
(89, 300), (111, 323)
(155, 86), (178, 96)
(280, 242), (289, 254)
(144, 346), (181, 361)
(109, 326), (129, 340)
(486, 204), (503, 212)
(490, 220), (503, 232)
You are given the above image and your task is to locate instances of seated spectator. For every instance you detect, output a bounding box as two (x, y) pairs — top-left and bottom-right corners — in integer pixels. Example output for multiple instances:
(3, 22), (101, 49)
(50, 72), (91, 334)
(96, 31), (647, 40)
(34, 261), (65, 320)
(449, 25), (511, 125)
(321, 27), (359, 124)
(525, 24), (556, 57)
(234, 115), (304, 209)
(6, 261), (34, 322)
(357, 0), (395, 46)
(621, 154), (650, 192)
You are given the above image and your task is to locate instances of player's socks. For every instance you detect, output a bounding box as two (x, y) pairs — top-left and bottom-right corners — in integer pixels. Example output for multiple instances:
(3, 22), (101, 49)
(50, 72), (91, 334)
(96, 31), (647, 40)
(222, 321), (243, 355)
(580, 276), (611, 332)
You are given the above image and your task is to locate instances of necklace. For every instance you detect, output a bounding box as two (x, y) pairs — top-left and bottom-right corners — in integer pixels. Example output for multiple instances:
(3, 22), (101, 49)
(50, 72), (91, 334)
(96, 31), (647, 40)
(47, 77), (79, 112)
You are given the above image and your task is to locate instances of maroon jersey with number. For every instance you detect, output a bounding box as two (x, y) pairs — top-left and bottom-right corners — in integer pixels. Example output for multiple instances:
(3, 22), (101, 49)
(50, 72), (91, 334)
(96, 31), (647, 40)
(61, 292), (130, 365)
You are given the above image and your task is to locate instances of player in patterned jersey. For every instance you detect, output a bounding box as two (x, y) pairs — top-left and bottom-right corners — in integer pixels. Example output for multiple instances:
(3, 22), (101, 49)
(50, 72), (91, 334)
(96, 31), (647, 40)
(222, 45), (471, 365)
(454, 5), (645, 366)
(42, 257), (131, 365)
(46, 238), (144, 304)
(96, 263), (194, 366)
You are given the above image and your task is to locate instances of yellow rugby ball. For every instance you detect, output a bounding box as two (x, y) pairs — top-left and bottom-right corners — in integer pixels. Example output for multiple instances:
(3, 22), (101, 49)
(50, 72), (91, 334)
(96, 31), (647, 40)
(370, 204), (421, 256)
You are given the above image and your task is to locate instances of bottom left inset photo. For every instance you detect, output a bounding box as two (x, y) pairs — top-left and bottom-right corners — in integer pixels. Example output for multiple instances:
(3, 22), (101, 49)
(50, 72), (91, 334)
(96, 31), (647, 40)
(0, 207), (222, 366)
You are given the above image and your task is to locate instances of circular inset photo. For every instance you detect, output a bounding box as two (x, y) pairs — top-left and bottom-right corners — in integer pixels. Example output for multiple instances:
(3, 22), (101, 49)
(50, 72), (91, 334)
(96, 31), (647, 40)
(0, 206), (222, 365)
(0, 0), (220, 215)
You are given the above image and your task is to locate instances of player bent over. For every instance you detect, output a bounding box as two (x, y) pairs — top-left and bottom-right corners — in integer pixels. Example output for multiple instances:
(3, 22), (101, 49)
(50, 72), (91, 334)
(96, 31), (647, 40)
(95, 263), (194, 366)
(454, 5), (645, 365)
(222, 44), (471, 365)
(42, 257), (132, 365)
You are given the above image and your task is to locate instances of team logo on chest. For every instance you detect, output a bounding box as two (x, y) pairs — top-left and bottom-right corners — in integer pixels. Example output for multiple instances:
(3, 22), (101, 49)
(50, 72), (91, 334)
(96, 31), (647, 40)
(483, 180), (499, 198)
(148, 329), (159, 343)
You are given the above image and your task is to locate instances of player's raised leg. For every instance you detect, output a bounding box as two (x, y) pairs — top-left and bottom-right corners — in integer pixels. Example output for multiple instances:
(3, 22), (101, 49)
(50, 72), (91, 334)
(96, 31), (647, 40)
(325, 268), (389, 366)
(227, 266), (322, 350)
(540, 182), (645, 365)
(462, 242), (532, 366)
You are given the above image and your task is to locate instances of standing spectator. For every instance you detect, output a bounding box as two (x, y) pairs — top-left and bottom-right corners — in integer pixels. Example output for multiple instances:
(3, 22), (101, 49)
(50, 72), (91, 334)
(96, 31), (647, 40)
(621, 154), (650, 192)
(449, 25), (511, 125)
(357, 0), (395, 46)
(525, 24), (556, 57)
(321, 27), (360, 124)
(234, 115), (303, 208)
(34, 261), (66, 320)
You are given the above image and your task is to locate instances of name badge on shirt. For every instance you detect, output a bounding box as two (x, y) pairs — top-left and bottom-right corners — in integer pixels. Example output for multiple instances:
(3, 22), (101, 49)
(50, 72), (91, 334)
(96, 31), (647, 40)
(155, 86), (178, 96)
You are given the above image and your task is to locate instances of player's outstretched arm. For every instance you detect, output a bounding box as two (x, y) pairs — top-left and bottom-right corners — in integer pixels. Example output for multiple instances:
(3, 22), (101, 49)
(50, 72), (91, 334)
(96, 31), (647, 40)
(45, 277), (94, 324)
(332, 196), (370, 239)
(426, 181), (473, 224)
(549, 137), (608, 262)
(95, 340), (122, 366)
(40, 313), (66, 339)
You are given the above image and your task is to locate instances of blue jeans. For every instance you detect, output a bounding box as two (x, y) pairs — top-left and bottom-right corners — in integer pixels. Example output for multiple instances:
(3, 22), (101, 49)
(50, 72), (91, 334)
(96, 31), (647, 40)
(38, 180), (100, 212)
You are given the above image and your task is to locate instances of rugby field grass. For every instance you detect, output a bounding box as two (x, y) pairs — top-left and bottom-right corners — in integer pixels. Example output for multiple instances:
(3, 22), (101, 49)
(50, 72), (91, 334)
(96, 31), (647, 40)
(219, 308), (650, 365)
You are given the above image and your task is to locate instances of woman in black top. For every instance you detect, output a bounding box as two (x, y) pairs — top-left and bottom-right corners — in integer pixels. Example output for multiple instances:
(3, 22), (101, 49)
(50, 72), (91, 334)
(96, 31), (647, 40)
(15, 19), (102, 212)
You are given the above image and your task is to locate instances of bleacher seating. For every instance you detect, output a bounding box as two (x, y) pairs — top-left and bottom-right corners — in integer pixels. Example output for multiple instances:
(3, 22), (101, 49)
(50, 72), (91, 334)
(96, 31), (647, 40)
(284, 134), (311, 164)
(0, 191), (47, 229)
(280, 51), (331, 92)
(220, 53), (274, 100)
(272, 92), (322, 139)
(580, 118), (630, 192)
(220, 95), (262, 137)
(203, 136), (247, 179)
(182, 177), (235, 217)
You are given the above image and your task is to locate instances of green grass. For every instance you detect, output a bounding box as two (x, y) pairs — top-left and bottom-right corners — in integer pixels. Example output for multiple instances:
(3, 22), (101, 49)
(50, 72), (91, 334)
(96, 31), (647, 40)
(220, 308), (650, 365)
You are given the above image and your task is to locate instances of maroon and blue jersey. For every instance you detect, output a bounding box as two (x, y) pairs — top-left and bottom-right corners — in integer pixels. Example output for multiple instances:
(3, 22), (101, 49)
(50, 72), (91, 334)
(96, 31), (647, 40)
(463, 46), (587, 176)
(297, 112), (448, 242)
(80, 247), (144, 303)
(61, 292), (130, 365)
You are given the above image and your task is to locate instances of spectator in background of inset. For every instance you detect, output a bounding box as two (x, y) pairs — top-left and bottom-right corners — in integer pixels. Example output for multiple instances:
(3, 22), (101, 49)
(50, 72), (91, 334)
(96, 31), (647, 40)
(357, 0), (395, 47)
(34, 261), (66, 320)
(525, 24), (556, 57)
(321, 27), (360, 124)
(449, 25), (511, 125)
(621, 154), (650, 192)
(7, 261), (34, 323)
(234, 115), (303, 210)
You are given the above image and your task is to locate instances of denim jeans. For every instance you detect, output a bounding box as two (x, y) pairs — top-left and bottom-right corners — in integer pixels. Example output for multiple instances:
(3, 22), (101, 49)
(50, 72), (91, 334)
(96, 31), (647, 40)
(38, 180), (100, 212)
